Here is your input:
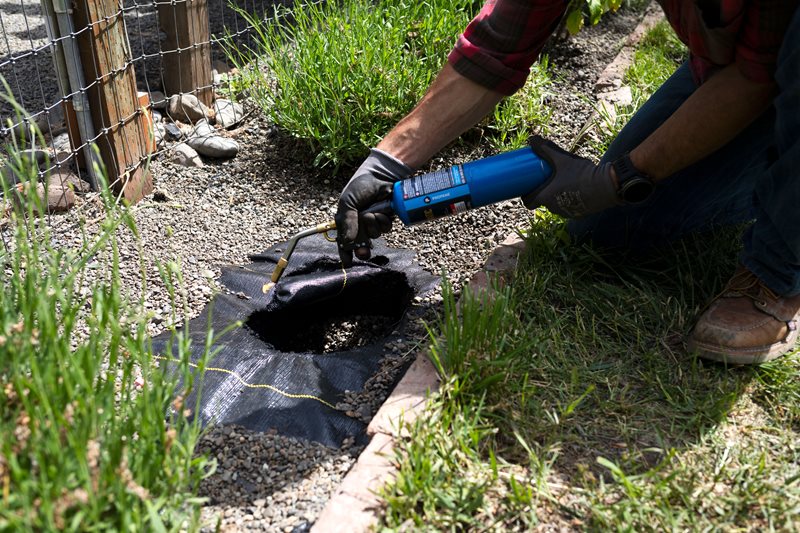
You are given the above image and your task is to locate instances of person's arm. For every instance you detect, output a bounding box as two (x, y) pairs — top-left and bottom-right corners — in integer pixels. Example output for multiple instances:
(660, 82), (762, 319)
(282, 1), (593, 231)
(629, 63), (776, 183)
(376, 63), (505, 169)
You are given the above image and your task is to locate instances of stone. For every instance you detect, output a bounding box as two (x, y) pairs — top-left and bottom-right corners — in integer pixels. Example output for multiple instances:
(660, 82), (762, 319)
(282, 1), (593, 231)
(214, 99), (245, 129)
(150, 91), (167, 110)
(164, 123), (182, 141)
(167, 93), (214, 123)
(186, 120), (239, 159)
(48, 170), (91, 193)
(52, 132), (71, 153)
(10, 181), (75, 213)
(0, 149), (50, 187)
(171, 143), (203, 167)
(46, 184), (75, 212)
(154, 123), (166, 147)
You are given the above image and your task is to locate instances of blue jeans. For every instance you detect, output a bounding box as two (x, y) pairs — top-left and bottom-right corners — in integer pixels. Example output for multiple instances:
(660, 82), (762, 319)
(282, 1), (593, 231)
(568, 7), (800, 296)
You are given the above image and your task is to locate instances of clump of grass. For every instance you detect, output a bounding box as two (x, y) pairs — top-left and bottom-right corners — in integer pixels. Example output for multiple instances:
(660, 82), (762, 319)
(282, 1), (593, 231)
(382, 207), (800, 529)
(0, 104), (212, 530)
(225, 0), (551, 168)
(625, 19), (687, 100)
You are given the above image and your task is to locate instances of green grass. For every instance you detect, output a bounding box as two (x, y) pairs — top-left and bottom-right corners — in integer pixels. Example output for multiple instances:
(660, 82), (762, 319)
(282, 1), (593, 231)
(383, 217), (800, 530)
(586, 19), (687, 154)
(224, 0), (551, 168)
(0, 106), (212, 531)
(380, 21), (800, 531)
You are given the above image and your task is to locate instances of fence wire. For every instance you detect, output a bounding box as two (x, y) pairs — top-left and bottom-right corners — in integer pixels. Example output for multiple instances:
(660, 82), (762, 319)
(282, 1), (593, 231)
(0, 0), (285, 232)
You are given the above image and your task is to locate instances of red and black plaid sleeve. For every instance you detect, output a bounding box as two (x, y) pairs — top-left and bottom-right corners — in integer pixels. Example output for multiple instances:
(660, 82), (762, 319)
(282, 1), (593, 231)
(735, 0), (799, 83)
(447, 0), (567, 95)
(659, 0), (798, 84)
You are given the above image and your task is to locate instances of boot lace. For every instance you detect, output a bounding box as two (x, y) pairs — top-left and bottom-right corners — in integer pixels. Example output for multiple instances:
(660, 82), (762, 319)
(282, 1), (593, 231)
(724, 268), (778, 305)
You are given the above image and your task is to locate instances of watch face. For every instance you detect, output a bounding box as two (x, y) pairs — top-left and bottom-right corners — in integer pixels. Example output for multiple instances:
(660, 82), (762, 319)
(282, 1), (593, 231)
(620, 178), (654, 204)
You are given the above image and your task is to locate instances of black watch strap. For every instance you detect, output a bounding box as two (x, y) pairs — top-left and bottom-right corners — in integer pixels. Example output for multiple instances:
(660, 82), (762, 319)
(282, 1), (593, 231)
(612, 152), (654, 204)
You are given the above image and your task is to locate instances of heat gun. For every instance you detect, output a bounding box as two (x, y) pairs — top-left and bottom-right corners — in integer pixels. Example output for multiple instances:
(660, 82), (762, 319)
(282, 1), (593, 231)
(263, 145), (552, 292)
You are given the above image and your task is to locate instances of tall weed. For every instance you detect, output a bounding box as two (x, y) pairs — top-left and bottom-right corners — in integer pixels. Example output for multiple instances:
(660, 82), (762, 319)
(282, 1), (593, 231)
(0, 103), (211, 531)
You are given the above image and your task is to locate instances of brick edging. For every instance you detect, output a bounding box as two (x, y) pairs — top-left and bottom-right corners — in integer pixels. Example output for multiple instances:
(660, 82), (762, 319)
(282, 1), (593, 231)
(311, 234), (528, 533)
(583, 5), (666, 137)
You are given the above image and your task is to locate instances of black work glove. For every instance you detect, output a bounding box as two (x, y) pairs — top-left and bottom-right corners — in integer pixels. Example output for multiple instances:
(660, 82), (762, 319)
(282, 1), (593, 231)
(522, 135), (621, 218)
(335, 148), (413, 266)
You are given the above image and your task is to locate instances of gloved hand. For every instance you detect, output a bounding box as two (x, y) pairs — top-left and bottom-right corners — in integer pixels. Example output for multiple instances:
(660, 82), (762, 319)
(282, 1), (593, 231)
(522, 135), (621, 218)
(335, 148), (413, 266)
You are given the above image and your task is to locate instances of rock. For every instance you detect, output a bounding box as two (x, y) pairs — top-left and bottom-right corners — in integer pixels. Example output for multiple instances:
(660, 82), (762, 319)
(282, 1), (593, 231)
(48, 170), (90, 193)
(47, 185), (76, 213)
(171, 143), (203, 167)
(186, 120), (239, 159)
(52, 132), (71, 153)
(150, 91), (167, 109)
(212, 61), (237, 85)
(168, 94), (214, 123)
(164, 123), (182, 141)
(20, 149), (49, 167)
(152, 110), (163, 123)
(153, 188), (171, 202)
(0, 149), (50, 187)
(214, 99), (245, 129)
(46, 184), (75, 212)
(10, 181), (75, 213)
(154, 123), (166, 147)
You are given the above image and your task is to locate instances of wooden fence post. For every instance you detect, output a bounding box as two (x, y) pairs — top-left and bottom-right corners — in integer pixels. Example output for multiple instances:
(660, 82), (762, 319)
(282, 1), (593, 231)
(71, 0), (153, 203)
(157, 0), (213, 107)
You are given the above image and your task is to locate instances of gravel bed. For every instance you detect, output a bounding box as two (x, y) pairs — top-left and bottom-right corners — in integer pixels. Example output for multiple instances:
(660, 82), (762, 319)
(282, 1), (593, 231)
(11, 4), (648, 531)
(196, 428), (359, 533)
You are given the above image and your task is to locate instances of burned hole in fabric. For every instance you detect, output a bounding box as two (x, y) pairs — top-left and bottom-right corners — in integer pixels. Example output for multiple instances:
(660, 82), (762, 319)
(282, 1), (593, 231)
(246, 269), (414, 354)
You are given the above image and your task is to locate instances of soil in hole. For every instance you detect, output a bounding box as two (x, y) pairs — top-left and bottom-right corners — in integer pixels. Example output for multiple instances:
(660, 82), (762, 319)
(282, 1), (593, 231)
(246, 269), (414, 354)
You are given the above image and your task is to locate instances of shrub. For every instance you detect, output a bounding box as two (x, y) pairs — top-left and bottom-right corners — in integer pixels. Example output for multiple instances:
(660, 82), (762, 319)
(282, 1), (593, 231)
(226, 0), (551, 168)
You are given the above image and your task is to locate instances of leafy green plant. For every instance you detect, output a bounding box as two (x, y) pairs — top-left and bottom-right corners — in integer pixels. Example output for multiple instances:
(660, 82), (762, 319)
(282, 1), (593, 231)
(224, 0), (551, 168)
(0, 101), (212, 531)
(225, 0), (477, 168)
(564, 0), (624, 35)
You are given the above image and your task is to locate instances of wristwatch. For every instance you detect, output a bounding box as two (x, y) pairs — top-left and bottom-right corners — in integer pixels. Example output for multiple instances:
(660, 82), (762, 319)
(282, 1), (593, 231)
(612, 152), (654, 204)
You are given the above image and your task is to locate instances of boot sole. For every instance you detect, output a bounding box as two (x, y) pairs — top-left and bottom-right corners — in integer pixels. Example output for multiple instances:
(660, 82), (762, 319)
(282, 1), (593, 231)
(688, 327), (800, 365)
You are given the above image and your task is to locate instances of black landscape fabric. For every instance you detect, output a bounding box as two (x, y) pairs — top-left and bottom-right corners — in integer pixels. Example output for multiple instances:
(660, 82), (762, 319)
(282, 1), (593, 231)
(153, 234), (439, 447)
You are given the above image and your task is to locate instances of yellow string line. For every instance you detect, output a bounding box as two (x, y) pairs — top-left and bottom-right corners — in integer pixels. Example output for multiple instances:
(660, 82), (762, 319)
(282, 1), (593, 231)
(154, 356), (338, 410)
(336, 262), (347, 295)
(153, 258), (349, 412)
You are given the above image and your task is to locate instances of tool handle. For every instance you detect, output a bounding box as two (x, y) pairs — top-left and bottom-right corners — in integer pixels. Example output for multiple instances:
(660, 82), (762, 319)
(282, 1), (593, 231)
(360, 199), (394, 217)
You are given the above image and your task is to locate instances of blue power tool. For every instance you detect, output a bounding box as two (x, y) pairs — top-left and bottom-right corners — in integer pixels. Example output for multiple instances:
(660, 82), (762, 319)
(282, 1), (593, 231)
(263, 146), (552, 292)
(368, 145), (552, 225)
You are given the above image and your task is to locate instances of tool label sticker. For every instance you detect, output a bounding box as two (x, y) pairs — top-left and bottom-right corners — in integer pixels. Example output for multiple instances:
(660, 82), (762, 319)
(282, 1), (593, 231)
(402, 165), (466, 199)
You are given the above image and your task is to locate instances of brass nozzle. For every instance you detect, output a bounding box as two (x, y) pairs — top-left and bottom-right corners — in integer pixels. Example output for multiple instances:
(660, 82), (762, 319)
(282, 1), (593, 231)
(262, 257), (288, 293)
(261, 221), (336, 293)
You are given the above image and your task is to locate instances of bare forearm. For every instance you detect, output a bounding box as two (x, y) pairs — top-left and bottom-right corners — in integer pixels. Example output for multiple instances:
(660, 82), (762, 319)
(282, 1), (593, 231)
(377, 63), (505, 169)
(630, 64), (776, 181)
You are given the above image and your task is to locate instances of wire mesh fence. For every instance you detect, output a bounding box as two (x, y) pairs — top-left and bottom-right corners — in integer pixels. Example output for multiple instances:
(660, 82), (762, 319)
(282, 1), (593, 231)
(0, 0), (281, 214)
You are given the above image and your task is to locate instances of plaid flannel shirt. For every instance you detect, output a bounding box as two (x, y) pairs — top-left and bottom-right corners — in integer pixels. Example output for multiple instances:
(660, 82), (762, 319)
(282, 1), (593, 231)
(448, 0), (799, 95)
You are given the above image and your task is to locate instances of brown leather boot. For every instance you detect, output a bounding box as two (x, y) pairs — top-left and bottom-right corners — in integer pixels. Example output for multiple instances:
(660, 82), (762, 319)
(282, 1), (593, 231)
(688, 266), (800, 365)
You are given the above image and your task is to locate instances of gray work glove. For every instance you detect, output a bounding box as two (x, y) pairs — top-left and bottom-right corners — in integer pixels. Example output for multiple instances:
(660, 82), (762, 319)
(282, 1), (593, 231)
(522, 135), (621, 218)
(335, 148), (413, 266)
